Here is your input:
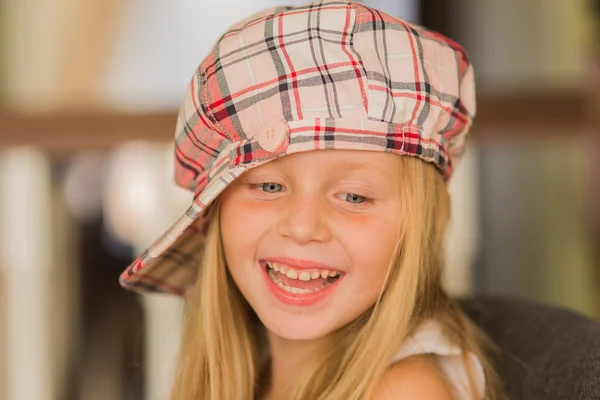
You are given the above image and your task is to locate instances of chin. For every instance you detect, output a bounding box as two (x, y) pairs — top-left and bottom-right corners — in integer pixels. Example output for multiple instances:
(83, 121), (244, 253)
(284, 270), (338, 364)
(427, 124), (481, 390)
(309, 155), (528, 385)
(260, 310), (339, 341)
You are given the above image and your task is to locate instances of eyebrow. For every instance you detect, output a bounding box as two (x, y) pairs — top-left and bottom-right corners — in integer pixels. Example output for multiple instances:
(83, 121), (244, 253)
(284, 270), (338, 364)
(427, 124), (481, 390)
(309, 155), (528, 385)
(331, 162), (395, 187)
(335, 161), (386, 176)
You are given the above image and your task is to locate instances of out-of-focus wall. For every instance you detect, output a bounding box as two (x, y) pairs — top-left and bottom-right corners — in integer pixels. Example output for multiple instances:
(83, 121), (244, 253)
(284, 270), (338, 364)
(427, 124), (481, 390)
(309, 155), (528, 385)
(454, 0), (599, 317)
(454, 0), (595, 91)
(477, 138), (599, 316)
(3, 0), (125, 110)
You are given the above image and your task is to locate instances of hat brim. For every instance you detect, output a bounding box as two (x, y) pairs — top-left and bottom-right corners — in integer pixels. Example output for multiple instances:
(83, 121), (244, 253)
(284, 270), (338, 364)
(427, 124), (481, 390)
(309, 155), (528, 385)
(118, 164), (248, 295)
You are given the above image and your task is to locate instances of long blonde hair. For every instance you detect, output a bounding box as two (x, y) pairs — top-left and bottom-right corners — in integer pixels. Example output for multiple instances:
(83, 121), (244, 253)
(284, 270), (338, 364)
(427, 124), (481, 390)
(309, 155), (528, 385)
(170, 155), (506, 400)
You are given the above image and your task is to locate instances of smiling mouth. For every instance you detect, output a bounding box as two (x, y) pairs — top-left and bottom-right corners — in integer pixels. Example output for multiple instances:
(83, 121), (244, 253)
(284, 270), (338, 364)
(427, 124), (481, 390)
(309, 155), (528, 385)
(264, 261), (341, 294)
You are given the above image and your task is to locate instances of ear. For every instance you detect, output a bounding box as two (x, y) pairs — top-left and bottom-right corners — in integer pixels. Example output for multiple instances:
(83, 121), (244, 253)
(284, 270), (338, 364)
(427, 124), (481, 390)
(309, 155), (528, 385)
(372, 354), (455, 400)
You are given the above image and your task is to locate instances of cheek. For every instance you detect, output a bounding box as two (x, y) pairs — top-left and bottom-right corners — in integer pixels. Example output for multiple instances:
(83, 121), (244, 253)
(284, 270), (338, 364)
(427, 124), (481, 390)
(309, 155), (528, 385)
(344, 215), (399, 283)
(219, 196), (275, 267)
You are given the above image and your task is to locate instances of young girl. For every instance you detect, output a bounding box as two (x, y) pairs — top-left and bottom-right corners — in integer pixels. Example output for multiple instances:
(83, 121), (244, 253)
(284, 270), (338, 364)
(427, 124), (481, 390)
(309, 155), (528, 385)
(119, 1), (506, 398)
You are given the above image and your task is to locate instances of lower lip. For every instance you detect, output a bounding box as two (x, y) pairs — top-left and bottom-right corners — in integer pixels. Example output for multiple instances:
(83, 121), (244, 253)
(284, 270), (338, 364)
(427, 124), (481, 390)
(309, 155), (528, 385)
(259, 262), (344, 306)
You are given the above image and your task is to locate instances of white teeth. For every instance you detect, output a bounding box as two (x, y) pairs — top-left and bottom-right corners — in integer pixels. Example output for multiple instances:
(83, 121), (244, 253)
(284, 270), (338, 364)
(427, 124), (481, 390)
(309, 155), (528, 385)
(265, 261), (341, 282)
(286, 269), (298, 279)
(267, 269), (317, 294)
(298, 271), (311, 281)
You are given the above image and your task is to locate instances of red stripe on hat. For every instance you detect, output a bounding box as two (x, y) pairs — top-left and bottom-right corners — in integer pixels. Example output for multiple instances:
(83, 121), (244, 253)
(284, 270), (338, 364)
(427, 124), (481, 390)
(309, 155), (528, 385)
(221, 5), (352, 41)
(289, 125), (442, 148)
(314, 117), (322, 150)
(278, 14), (304, 120)
(369, 84), (467, 124)
(342, 4), (368, 113)
(206, 61), (355, 110)
(193, 58), (228, 139)
(397, 20), (421, 126)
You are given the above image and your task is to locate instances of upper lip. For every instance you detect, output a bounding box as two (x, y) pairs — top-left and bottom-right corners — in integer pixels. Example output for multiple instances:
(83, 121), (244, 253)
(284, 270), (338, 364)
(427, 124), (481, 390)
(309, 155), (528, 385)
(261, 257), (342, 272)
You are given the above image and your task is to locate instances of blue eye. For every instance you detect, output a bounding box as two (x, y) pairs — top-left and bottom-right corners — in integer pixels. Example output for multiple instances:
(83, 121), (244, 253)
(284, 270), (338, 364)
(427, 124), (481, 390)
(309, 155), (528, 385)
(257, 183), (283, 193)
(340, 193), (367, 204)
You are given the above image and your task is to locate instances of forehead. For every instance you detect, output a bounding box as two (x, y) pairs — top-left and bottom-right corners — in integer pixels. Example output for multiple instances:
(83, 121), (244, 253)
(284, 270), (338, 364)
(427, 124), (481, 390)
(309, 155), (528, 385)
(250, 150), (402, 176)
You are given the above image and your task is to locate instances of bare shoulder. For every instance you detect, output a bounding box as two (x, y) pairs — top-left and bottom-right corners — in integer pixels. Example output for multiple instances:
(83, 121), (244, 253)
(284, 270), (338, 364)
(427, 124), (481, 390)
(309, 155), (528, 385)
(372, 354), (455, 400)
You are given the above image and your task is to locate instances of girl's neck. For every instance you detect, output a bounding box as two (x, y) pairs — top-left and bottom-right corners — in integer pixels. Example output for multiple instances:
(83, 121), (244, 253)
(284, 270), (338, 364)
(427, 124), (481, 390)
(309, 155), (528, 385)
(261, 333), (326, 400)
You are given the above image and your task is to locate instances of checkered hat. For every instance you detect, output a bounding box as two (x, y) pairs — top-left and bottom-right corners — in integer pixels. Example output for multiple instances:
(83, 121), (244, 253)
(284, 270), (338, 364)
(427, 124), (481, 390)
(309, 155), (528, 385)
(119, 0), (476, 295)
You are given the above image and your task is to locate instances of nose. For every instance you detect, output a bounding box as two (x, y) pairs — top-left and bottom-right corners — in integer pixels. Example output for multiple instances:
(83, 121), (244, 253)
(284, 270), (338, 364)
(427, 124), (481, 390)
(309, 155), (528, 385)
(276, 190), (332, 244)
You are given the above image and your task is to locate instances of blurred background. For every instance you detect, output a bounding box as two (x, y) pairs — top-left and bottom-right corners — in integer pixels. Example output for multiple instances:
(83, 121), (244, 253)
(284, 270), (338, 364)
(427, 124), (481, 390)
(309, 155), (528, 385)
(0, 0), (599, 399)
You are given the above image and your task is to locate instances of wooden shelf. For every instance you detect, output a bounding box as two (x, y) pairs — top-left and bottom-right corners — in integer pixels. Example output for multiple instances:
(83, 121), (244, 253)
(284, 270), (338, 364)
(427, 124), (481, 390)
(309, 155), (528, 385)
(0, 110), (176, 154)
(474, 92), (591, 135)
(0, 92), (594, 157)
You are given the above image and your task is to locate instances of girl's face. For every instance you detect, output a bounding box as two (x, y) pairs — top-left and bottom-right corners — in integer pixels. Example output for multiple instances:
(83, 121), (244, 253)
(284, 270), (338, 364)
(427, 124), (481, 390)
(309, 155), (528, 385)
(220, 150), (403, 340)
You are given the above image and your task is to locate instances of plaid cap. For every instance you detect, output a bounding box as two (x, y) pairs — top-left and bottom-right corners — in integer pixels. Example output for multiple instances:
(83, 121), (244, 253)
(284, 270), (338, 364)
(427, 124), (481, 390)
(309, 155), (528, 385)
(119, 0), (476, 295)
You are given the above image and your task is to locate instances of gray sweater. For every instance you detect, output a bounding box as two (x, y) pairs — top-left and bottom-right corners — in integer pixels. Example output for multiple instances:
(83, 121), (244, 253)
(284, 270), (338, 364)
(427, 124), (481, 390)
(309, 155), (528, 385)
(460, 296), (600, 400)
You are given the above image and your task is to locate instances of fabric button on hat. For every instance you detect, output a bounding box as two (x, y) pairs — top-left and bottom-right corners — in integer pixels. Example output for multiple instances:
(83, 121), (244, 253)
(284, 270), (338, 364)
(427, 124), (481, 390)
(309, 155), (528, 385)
(258, 120), (289, 153)
(119, 0), (476, 295)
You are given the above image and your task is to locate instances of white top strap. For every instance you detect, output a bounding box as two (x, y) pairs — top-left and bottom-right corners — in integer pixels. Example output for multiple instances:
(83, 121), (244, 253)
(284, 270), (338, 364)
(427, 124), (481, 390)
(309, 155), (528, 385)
(390, 319), (486, 399)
